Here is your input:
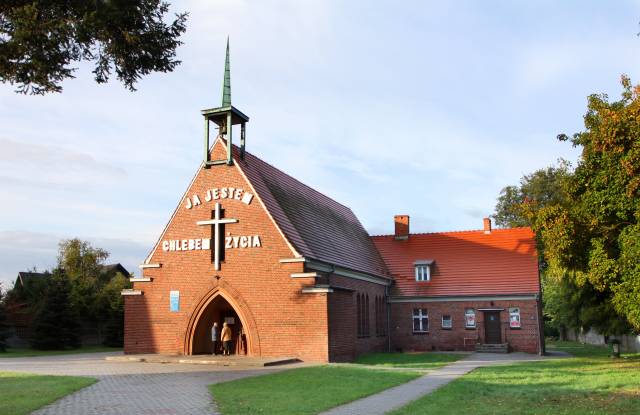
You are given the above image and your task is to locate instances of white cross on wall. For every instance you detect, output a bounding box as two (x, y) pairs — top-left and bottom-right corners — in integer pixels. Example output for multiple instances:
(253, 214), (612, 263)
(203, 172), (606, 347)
(196, 202), (238, 270)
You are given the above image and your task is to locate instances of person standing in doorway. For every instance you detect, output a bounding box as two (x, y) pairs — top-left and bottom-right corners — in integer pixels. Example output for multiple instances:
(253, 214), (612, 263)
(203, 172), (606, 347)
(211, 322), (219, 355)
(221, 322), (232, 356)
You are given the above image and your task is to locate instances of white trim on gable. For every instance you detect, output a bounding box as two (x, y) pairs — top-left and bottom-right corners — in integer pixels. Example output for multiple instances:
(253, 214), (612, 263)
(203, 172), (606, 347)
(143, 137), (299, 265)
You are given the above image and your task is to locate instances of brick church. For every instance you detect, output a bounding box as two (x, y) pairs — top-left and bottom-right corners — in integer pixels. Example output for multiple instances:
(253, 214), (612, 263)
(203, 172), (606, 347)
(123, 44), (543, 362)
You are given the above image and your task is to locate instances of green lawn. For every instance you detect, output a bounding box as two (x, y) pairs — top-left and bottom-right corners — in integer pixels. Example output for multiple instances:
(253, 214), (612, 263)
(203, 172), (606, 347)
(354, 351), (464, 369)
(0, 371), (96, 415)
(210, 365), (420, 415)
(0, 345), (121, 358)
(390, 341), (640, 415)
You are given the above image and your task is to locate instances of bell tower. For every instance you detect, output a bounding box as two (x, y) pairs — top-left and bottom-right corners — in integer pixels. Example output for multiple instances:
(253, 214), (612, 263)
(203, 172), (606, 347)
(202, 38), (250, 166)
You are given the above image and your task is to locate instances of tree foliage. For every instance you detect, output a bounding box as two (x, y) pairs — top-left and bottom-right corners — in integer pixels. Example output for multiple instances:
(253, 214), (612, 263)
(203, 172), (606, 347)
(536, 76), (640, 333)
(30, 268), (80, 350)
(493, 161), (572, 229)
(0, 284), (10, 352)
(492, 138), (634, 335)
(57, 238), (131, 345)
(0, 0), (187, 94)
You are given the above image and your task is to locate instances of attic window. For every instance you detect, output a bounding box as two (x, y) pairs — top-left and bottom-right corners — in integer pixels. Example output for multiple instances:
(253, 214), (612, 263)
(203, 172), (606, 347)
(414, 260), (433, 282)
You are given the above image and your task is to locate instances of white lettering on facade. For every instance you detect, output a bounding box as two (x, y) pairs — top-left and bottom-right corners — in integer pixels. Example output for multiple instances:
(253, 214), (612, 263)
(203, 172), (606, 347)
(162, 238), (212, 252)
(183, 187), (254, 209)
(241, 192), (253, 205)
(223, 235), (261, 250)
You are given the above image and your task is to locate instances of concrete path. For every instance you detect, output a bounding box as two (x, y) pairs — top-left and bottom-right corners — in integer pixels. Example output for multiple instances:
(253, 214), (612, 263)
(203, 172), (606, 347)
(320, 352), (566, 415)
(0, 352), (309, 415)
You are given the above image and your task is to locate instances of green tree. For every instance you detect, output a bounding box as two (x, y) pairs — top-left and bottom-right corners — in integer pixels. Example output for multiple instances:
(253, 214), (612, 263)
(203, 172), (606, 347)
(0, 284), (10, 352)
(492, 160), (630, 336)
(100, 272), (129, 346)
(57, 238), (131, 344)
(30, 269), (80, 349)
(493, 161), (572, 229)
(537, 75), (640, 332)
(0, 1), (187, 94)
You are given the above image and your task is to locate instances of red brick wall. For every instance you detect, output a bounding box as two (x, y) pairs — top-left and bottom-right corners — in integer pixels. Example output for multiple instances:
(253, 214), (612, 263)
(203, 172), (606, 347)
(389, 299), (541, 354)
(327, 274), (388, 361)
(125, 141), (329, 362)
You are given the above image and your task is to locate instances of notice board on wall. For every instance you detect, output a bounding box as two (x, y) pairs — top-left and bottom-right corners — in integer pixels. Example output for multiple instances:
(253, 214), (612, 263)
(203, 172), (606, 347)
(170, 290), (180, 312)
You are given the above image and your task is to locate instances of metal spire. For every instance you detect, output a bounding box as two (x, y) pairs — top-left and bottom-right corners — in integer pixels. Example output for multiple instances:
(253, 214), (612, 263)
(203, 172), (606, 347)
(222, 37), (231, 107)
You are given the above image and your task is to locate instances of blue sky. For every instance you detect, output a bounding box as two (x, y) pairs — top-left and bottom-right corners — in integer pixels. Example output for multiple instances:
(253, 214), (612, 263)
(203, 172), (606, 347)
(1, 0), (639, 287)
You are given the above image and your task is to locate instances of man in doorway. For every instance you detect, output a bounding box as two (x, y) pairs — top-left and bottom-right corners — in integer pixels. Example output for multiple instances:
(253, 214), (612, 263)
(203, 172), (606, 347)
(211, 322), (219, 355)
(221, 322), (232, 356)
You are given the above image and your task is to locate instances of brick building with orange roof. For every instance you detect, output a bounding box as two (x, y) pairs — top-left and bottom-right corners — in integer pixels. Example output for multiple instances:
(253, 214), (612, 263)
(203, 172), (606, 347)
(123, 44), (543, 362)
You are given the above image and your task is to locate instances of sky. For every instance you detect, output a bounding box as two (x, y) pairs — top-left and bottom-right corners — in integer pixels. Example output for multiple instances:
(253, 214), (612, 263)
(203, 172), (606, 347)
(1, 0), (640, 287)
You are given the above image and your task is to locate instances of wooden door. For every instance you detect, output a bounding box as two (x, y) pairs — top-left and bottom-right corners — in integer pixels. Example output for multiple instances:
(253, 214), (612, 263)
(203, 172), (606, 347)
(484, 311), (502, 344)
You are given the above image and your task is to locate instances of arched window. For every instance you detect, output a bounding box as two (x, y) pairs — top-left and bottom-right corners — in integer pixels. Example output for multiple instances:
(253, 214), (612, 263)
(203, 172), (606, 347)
(356, 293), (362, 337)
(365, 294), (370, 337)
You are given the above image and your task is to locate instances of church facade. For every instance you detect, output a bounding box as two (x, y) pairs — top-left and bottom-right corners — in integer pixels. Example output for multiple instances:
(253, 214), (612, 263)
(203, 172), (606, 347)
(123, 46), (543, 362)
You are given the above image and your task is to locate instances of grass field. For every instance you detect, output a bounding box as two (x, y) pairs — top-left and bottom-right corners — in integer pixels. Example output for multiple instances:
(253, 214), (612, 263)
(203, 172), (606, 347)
(209, 365), (420, 415)
(0, 345), (122, 358)
(390, 341), (640, 415)
(354, 351), (464, 369)
(0, 371), (96, 415)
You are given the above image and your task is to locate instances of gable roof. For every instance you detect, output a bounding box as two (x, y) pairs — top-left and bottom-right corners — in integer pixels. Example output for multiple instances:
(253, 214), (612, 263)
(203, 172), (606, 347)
(371, 227), (539, 297)
(233, 144), (390, 279)
(16, 271), (48, 287)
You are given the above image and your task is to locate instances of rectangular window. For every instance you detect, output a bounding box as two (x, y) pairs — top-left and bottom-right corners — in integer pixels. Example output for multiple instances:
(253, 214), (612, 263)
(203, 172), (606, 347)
(509, 307), (521, 329)
(441, 314), (452, 329)
(413, 308), (428, 332)
(415, 265), (430, 281)
(465, 308), (476, 328)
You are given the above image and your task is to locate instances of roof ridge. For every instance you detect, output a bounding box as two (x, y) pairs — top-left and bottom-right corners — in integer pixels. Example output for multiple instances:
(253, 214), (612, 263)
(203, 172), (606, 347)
(370, 227), (533, 238)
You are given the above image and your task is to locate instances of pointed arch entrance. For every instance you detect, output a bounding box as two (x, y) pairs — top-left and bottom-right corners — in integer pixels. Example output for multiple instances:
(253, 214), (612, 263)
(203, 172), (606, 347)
(184, 287), (260, 356)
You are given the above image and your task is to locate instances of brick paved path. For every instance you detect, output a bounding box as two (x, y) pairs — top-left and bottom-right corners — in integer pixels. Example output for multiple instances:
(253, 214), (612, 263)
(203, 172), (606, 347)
(0, 352), (303, 415)
(320, 352), (565, 415)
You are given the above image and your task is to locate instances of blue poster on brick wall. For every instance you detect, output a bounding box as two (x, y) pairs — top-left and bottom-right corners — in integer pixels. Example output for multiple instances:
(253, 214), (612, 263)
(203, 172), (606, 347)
(170, 290), (180, 312)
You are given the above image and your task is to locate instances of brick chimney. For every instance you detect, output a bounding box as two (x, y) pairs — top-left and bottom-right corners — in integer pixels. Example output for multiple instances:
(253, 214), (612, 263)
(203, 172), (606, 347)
(483, 217), (492, 234)
(394, 215), (410, 240)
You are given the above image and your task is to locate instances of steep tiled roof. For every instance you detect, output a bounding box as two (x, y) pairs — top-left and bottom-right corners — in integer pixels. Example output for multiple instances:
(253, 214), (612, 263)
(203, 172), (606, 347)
(233, 145), (389, 278)
(371, 228), (539, 297)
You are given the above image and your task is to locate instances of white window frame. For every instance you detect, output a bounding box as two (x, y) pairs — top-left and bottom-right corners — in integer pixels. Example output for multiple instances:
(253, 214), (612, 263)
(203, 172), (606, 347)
(465, 308), (476, 328)
(412, 308), (429, 332)
(441, 314), (452, 329)
(509, 307), (521, 329)
(415, 264), (431, 282)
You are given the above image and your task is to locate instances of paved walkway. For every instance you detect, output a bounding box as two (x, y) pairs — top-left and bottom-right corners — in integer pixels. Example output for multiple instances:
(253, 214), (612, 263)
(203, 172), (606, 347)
(320, 352), (566, 415)
(0, 352), (309, 415)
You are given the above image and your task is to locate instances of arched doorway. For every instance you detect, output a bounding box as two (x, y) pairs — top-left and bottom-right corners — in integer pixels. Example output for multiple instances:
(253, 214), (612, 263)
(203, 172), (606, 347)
(191, 295), (248, 355)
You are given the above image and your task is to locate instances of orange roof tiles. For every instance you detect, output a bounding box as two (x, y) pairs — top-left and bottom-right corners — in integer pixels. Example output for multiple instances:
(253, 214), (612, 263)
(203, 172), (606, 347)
(371, 228), (539, 297)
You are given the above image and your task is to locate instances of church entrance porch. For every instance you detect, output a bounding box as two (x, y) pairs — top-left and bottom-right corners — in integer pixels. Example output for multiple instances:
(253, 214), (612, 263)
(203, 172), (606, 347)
(191, 295), (248, 356)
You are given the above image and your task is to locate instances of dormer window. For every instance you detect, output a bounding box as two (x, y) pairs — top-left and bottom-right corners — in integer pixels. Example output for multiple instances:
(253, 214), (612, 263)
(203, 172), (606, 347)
(414, 260), (434, 282)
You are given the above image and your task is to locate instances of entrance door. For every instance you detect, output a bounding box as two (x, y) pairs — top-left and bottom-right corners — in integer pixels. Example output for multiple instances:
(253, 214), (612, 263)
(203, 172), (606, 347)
(484, 311), (502, 344)
(192, 295), (246, 355)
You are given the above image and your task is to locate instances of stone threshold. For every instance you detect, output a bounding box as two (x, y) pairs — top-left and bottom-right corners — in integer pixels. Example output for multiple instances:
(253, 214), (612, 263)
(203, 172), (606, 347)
(105, 354), (300, 367)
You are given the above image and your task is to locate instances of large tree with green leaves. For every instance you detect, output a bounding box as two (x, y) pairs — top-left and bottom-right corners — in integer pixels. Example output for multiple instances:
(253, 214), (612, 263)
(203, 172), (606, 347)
(58, 238), (130, 344)
(0, 1), (187, 94)
(493, 160), (631, 336)
(493, 161), (572, 229)
(534, 76), (640, 333)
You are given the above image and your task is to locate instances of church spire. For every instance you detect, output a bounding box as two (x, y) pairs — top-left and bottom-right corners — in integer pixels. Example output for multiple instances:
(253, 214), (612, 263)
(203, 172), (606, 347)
(201, 38), (250, 167)
(222, 37), (231, 107)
